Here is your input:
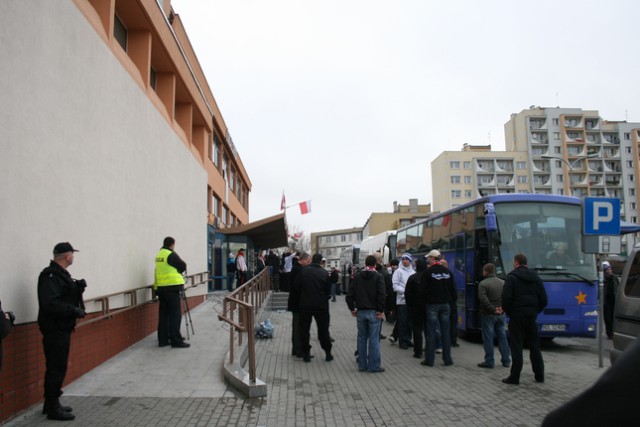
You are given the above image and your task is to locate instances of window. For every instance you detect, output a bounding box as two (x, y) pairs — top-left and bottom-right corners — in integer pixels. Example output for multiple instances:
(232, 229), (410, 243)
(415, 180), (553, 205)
(630, 189), (636, 196)
(212, 134), (220, 167)
(450, 161), (460, 169)
(229, 166), (235, 191)
(464, 176), (471, 184)
(626, 147), (632, 154)
(552, 118), (559, 126)
(451, 176), (461, 184)
(631, 202), (636, 210)
(628, 161), (634, 168)
(517, 162), (527, 170)
(557, 174), (564, 182)
(213, 195), (220, 217)
(464, 190), (472, 198)
(624, 133), (630, 140)
(463, 161), (471, 169)
(554, 146), (562, 154)
(553, 132), (560, 140)
(451, 190), (461, 198)
(222, 205), (228, 226)
(222, 154), (229, 181)
(114, 14), (127, 51)
(518, 175), (528, 183)
(629, 174), (635, 182)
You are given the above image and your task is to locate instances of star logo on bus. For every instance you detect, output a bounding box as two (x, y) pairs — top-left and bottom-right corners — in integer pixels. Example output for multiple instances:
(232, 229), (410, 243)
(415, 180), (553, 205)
(575, 291), (587, 305)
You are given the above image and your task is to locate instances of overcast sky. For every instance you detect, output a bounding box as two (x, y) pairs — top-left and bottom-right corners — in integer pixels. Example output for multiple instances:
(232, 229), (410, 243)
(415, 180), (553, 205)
(172, 0), (640, 236)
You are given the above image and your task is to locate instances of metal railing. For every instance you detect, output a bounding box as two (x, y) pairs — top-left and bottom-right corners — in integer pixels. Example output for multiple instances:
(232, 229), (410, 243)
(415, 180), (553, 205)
(77, 272), (210, 328)
(217, 269), (271, 384)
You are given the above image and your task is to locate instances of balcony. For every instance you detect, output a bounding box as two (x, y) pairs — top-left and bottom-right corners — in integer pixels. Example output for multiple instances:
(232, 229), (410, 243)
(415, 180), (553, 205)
(585, 119), (600, 130)
(564, 117), (583, 128)
(529, 118), (547, 130)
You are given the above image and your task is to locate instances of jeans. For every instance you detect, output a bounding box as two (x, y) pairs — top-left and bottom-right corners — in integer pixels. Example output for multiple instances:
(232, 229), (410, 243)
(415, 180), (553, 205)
(227, 273), (235, 292)
(330, 282), (337, 301)
(356, 310), (382, 372)
(425, 304), (452, 365)
(396, 305), (412, 347)
(480, 313), (511, 367)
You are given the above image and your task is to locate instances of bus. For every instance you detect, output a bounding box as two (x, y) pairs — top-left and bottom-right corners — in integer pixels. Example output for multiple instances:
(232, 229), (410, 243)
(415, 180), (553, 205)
(358, 230), (397, 266)
(339, 244), (360, 294)
(395, 194), (598, 339)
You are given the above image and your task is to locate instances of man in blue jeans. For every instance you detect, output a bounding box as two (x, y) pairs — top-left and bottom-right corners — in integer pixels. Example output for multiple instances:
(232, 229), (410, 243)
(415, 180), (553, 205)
(421, 250), (456, 367)
(346, 255), (386, 373)
(477, 263), (511, 369)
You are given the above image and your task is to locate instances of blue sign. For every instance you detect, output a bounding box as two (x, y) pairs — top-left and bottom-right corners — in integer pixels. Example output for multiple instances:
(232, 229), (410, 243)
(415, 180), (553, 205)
(583, 197), (620, 235)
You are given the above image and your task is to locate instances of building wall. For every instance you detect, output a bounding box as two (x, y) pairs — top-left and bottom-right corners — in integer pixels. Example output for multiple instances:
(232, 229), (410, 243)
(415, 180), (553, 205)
(311, 228), (363, 269)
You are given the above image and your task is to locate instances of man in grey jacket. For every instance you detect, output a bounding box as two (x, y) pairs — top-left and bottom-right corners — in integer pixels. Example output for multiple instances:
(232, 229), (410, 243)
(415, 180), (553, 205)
(477, 263), (511, 369)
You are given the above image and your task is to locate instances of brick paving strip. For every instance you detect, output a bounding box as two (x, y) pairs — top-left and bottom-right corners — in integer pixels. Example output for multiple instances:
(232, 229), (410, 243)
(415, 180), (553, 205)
(4, 295), (606, 426)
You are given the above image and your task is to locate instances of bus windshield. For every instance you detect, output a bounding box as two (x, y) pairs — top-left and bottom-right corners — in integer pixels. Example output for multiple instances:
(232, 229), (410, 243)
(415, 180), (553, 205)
(493, 202), (597, 281)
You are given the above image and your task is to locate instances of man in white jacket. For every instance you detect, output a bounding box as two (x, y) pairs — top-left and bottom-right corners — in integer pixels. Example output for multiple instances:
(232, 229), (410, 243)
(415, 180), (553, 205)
(392, 253), (415, 349)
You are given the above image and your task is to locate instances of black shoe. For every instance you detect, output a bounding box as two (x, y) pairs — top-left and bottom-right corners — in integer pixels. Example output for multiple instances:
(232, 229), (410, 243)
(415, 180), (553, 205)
(420, 360), (433, 367)
(46, 407), (76, 421)
(369, 368), (385, 373)
(452, 342), (460, 347)
(535, 376), (545, 383)
(413, 354), (423, 358)
(502, 377), (519, 385)
(42, 401), (72, 415)
(444, 361), (453, 366)
(330, 337), (335, 342)
(477, 362), (493, 369)
(159, 342), (170, 348)
(326, 354), (334, 362)
(303, 355), (311, 363)
(171, 342), (190, 348)
(354, 350), (358, 356)
(379, 334), (386, 339)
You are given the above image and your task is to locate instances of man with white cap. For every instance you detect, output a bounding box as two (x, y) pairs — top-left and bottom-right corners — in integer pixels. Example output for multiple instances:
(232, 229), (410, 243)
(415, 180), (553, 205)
(392, 253), (415, 349)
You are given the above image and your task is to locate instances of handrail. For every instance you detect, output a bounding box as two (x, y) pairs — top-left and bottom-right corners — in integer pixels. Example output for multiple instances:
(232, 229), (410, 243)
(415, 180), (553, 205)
(218, 269), (270, 384)
(77, 272), (210, 328)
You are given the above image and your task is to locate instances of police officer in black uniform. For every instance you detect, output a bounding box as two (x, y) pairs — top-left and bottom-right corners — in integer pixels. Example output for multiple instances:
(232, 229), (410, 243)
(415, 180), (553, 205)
(37, 242), (86, 421)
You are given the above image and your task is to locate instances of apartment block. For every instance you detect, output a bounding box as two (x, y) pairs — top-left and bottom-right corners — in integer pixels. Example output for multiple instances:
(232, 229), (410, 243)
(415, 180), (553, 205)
(362, 199), (432, 238)
(310, 228), (363, 269)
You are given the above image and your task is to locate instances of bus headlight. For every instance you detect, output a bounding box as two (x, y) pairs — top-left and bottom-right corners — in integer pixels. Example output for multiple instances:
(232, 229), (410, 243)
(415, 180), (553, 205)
(584, 310), (598, 317)
(541, 324), (566, 332)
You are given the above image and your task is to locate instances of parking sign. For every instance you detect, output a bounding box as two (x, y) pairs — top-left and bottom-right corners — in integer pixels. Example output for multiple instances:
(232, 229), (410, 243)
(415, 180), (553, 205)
(583, 197), (620, 235)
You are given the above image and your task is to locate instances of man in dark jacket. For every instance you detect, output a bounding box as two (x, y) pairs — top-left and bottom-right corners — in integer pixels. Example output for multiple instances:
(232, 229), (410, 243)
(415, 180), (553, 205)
(404, 258), (428, 359)
(292, 253), (333, 362)
(421, 250), (456, 367)
(346, 255), (386, 373)
(501, 252), (548, 385)
(287, 252), (310, 357)
(37, 242), (87, 421)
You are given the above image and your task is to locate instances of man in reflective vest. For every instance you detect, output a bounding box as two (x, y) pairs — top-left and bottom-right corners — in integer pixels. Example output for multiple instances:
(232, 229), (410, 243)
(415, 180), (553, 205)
(154, 236), (190, 348)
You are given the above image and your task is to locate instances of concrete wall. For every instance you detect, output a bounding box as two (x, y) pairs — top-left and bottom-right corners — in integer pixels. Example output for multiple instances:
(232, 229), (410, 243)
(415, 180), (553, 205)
(0, 0), (207, 323)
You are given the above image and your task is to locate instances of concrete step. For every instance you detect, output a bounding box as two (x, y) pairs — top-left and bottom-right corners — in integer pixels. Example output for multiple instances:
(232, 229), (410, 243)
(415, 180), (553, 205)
(269, 292), (289, 311)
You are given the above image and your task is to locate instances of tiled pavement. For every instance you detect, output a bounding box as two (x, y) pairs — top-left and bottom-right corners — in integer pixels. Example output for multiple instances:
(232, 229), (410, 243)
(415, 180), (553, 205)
(4, 293), (610, 426)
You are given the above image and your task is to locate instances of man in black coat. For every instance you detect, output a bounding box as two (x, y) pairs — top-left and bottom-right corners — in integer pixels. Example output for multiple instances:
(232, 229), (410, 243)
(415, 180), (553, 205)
(292, 253), (333, 362)
(287, 252), (310, 357)
(37, 242), (87, 421)
(501, 252), (548, 385)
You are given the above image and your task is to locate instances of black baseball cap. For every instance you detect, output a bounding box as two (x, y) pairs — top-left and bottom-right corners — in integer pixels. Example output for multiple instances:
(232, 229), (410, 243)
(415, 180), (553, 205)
(53, 242), (79, 254)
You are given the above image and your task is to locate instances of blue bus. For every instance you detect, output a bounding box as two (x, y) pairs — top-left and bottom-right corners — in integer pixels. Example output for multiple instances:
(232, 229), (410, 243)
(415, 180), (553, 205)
(395, 194), (598, 338)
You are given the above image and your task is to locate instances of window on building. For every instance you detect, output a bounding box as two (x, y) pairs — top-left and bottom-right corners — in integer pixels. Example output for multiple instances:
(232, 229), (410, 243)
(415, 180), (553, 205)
(463, 161), (471, 169)
(150, 66), (157, 91)
(516, 162), (527, 170)
(212, 134), (220, 166)
(630, 189), (636, 196)
(627, 160), (633, 168)
(222, 205), (228, 226)
(451, 176), (461, 184)
(553, 132), (560, 140)
(631, 202), (636, 210)
(114, 14), (127, 51)
(557, 174), (564, 182)
(552, 118), (559, 126)
(222, 153), (229, 181)
(451, 190), (461, 198)
(626, 147), (632, 154)
(624, 133), (630, 140)
(341, 235), (346, 242)
(230, 214), (236, 226)
(229, 167), (235, 191)
(464, 190), (472, 198)
(450, 161), (460, 169)
(517, 175), (528, 183)
(464, 176), (471, 184)
(554, 147), (561, 154)
(629, 174), (635, 182)
(213, 195), (220, 218)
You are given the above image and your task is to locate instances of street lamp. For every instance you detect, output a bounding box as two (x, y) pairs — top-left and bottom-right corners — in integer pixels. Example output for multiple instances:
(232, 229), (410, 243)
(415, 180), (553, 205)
(541, 154), (599, 196)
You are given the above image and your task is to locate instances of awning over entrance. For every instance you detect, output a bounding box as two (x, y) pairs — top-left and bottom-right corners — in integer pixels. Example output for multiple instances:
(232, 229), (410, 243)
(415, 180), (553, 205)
(218, 213), (288, 248)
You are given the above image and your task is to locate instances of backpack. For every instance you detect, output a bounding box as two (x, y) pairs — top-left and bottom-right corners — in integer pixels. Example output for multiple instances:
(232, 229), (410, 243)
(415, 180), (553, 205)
(254, 319), (274, 339)
(227, 258), (236, 273)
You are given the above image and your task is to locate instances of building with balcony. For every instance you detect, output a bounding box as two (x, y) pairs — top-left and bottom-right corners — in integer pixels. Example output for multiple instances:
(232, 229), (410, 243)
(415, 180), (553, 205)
(361, 199), (432, 239)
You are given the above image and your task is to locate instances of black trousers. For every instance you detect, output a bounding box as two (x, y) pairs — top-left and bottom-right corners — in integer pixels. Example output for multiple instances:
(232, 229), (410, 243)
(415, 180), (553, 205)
(291, 312), (302, 356)
(42, 329), (72, 399)
(409, 306), (425, 357)
(508, 316), (544, 381)
(156, 286), (183, 345)
(299, 311), (332, 356)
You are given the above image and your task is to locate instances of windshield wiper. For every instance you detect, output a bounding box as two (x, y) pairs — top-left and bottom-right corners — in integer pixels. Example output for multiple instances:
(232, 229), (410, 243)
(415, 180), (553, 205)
(532, 267), (596, 285)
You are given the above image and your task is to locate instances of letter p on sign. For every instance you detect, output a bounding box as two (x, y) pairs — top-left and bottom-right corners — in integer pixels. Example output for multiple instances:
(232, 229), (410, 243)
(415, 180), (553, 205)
(583, 197), (620, 235)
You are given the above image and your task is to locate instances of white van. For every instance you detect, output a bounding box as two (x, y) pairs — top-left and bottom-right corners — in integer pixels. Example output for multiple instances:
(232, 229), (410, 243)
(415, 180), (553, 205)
(611, 244), (640, 364)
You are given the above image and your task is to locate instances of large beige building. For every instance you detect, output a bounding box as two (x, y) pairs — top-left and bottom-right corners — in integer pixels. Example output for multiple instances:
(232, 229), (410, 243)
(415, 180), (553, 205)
(362, 199), (431, 238)
(431, 145), (530, 211)
(310, 227), (363, 269)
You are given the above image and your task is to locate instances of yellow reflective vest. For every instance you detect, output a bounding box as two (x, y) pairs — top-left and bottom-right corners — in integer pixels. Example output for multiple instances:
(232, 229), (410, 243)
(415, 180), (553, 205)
(154, 248), (185, 289)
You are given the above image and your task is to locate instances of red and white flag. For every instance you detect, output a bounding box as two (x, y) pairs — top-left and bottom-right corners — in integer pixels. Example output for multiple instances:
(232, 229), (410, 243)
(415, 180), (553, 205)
(280, 192), (286, 211)
(293, 231), (304, 239)
(299, 200), (311, 215)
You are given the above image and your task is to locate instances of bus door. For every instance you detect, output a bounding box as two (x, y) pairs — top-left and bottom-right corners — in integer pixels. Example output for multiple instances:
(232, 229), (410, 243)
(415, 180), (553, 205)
(465, 228), (490, 334)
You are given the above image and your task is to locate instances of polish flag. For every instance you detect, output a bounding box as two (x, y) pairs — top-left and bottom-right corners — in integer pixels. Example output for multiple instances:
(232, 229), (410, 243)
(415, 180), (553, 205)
(293, 231), (304, 239)
(299, 200), (311, 215)
(280, 192), (286, 211)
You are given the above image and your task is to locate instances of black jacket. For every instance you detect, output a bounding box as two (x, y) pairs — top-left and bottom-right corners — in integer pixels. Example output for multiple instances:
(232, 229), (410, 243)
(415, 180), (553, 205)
(287, 262), (304, 312)
(405, 271), (426, 309)
(378, 265), (395, 311)
(293, 263), (330, 312)
(420, 263), (456, 304)
(501, 266), (548, 318)
(346, 269), (385, 312)
(37, 261), (85, 332)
